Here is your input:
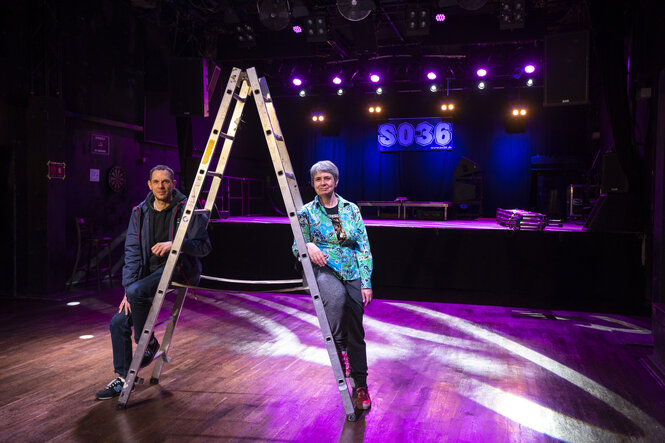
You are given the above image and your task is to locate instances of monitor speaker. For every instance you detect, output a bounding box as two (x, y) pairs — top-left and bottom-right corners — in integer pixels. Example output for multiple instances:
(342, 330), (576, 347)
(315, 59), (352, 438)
(454, 157), (480, 178)
(544, 31), (589, 106)
(169, 57), (209, 117)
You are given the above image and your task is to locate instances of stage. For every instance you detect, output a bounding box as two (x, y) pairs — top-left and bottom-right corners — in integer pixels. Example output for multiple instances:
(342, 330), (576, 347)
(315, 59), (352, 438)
(204, 216), (646, 315)
(1, 286), (663, 441)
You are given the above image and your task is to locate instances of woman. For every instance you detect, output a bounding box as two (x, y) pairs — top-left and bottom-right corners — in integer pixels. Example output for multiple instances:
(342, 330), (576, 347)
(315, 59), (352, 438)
(293, 160), (373, 410)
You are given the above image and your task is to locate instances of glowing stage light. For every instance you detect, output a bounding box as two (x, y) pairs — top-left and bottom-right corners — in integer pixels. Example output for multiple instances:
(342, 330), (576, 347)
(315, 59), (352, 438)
(476, 68), (487, 77)
(429, 84), (438, 92)
(375, 106), (382, 113)
(292, 25), (302, 34)
(376, 87), (383, 95)
(292, 78), (302, 86)
(478, 81), (486, 90)
(337, 88), (344, 96)
(370, 73), (380, 83)
(520, 109), (527, 116)
(67, 301), (81, 306)
(448, 104), (454, 110)
(369, 107), (375, 113)
(312, 115), (318, 121)
(441, 104), (447, 111)
(512, 109), (519, 116)
(441, 103), (455, 112)
(526, 78), (534, 87)
(332, 76), (342, 85)
(298, 89), (306, 97)
(524, 64), (535, 74)
(435, 13), (446, 22)
(427, 72), (437, 80)
(318, 115), (325, 121)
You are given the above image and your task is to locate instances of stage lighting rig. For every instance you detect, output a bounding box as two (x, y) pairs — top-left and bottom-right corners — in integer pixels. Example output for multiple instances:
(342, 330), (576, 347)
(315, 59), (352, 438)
(310, 109), (327, 123)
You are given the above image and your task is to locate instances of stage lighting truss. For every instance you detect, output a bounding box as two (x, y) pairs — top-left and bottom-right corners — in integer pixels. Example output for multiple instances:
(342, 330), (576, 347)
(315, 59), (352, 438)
(235, 24), (257, 48)
(310, 110), (327, 123)
(500, 0), (525, 30)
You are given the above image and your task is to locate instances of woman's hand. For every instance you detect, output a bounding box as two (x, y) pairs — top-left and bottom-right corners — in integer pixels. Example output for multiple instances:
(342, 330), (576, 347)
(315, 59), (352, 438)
(361, 288), (373, 307)
(306, 242), (327, 267)
(119, 294), (131, 315)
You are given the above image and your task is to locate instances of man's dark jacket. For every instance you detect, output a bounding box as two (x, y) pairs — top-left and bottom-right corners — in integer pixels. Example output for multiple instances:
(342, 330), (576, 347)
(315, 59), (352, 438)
(122, 188), (211, 289)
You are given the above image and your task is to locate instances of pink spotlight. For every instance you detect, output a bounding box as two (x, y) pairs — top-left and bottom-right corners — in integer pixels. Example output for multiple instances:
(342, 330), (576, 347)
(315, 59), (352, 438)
(292, 78), (302, 86)
(370, 73), (380, 83)
(524, 64), (535, 74)
(435, 13), (446, 22)
(292, 25), (302, 34)
(332, 76), (342, 85)
(476, 68), (487, 77)
(427, 72), (437, 80)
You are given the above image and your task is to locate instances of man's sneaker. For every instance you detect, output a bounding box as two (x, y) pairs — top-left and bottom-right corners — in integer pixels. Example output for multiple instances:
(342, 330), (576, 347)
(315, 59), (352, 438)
(140, 336), (160, 368)
(95, 377), (125, 400)
(338, 350), (351, 378)
(355, 387), (371, 410)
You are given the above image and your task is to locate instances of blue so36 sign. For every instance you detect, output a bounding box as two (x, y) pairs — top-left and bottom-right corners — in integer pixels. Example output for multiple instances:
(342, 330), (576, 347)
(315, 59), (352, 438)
(377, 118), (453, 152)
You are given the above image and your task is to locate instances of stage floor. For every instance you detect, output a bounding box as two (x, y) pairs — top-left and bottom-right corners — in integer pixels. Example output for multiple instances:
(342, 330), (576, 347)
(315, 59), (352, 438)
(1, 285), (663, 441)
(211, 216), (587, 232)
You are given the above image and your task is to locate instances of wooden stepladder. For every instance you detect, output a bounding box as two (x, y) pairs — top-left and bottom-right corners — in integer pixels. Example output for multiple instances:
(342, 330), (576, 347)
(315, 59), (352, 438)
(116, 67), (359, 421)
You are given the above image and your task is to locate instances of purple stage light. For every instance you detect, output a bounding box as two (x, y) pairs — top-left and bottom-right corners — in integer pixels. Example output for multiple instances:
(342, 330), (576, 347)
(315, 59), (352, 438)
(292, 78), (302, 86)
(524, 64), (535, 74)
(427, 72), (437, 80)
(370, 73), (380, 83)
(332, 76), (342, 85)
(435, 13), (446, 22)
(476, 68), (487, 77)
(292, 25), (302, 34)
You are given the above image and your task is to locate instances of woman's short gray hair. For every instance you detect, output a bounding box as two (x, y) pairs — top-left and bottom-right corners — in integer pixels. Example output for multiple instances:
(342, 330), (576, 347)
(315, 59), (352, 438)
(310, 160), (339, 183)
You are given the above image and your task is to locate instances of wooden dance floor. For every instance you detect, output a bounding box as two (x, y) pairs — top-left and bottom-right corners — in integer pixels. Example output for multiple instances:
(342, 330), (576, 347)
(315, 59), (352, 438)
(1, 285), (664, 441)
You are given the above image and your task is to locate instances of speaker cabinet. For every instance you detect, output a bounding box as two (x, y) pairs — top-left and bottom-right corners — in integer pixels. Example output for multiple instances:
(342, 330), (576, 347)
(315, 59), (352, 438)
(544, 31), (589, 106)
(169, 57), (209, 117)
(601, 152), (629, 193)
(584, 193), (630, 231)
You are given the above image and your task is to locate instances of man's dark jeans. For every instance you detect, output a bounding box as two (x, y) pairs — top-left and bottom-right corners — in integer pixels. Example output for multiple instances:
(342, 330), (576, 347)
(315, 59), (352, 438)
(109, 267), (164, 377)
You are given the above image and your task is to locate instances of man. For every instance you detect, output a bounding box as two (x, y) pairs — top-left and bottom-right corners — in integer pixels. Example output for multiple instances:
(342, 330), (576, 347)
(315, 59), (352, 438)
(293, 160), (373, 410)
(95, 165), (211, 400)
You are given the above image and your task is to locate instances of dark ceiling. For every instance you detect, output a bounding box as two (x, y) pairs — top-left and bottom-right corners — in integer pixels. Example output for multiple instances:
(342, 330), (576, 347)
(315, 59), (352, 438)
(129, 0), (589, 94)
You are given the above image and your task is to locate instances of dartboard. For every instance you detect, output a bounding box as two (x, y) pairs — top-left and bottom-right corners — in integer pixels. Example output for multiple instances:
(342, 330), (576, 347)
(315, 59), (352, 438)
(108, 166), (126, 193)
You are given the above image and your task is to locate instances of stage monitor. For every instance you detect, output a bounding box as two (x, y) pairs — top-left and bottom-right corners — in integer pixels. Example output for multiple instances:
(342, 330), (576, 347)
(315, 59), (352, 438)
(378, 117), (452, 152)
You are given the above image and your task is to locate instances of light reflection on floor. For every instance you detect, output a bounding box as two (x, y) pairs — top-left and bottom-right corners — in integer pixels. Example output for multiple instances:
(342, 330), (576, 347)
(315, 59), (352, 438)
(194, 291), (664, 442)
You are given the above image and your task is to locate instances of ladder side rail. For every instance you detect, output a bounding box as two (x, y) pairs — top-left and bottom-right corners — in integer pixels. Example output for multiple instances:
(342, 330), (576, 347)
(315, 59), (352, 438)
(117, 68), (244, 409)
(204, 79), (251, 214)
(151, 287), (188, 383)
(247, 70), (357, 420)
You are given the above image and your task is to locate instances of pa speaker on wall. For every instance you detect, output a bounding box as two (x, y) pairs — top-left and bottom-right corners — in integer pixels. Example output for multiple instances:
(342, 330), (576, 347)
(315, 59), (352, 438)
(544, 31), (589, 106)
(601, 152), (629, 193)
(169, 57), (209, 117)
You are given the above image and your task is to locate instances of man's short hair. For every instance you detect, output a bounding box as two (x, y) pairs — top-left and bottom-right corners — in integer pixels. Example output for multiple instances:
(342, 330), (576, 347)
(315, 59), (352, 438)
(149, 165), (174, 181)
(310, 160), (339, 183)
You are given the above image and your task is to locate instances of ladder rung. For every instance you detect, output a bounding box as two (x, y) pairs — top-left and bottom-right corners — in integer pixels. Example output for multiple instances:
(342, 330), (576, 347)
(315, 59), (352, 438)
(206, 171), (223, 179)
(219, 132), (235, 141)
(194, 209), (211, 215)
(155, 316), (175, 328)
(233, 92), (246, 103)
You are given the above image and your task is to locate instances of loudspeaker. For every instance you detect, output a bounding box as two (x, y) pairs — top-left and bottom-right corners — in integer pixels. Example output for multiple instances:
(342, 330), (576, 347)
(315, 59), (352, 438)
(169, 57), (209, 117)
(584, 193), (630, 231)
(454, 157), (480, 178)
(544, 31), (589, 106)
(601, 152), (629, 193)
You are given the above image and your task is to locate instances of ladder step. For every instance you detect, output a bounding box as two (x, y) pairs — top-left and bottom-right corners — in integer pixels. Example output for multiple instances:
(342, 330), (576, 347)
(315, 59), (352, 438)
(193, 209), (211, 215)
(206, 171), (224, 179)
(233, 92), (246, 103)
(155, 316), (175, 328)
(219, 132), (235, 141)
